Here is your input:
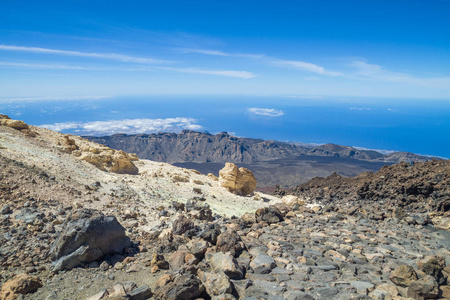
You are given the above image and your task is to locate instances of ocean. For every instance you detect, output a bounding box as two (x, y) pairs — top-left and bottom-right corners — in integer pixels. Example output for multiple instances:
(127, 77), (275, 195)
(1, 95), (449, 158)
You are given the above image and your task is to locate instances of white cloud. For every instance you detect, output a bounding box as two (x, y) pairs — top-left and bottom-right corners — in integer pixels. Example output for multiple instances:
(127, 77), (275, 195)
(247, 107), (284, 117)
(40, 118), (203, 135)
(158, 67), (256, 79)
(0, 44), (168, 64)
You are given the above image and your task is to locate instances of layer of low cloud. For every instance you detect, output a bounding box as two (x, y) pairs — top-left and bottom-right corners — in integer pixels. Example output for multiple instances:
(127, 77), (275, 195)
(247, 107), (284, 117)
(40, 118), (203, 136)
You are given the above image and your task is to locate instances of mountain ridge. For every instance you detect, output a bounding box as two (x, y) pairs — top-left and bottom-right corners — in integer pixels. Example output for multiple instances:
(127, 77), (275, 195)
(86, 130), (437, 187)
(86, 130), (435, 164)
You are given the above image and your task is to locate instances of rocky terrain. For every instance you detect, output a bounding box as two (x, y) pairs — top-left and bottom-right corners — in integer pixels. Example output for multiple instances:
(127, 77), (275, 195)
(281, 160), (450, 231)
(86, 131), (437, 188)
(0, 115), (449, 300)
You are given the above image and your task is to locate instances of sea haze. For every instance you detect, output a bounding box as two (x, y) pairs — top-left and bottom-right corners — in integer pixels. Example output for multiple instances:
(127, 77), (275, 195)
(1, 95), (449, 158)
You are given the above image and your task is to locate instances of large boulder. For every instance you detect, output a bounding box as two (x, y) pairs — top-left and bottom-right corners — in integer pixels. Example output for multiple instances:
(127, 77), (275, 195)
(50, 209), (131, 271)
(0, 273), (42, 300)
(219, 163), (256, 196)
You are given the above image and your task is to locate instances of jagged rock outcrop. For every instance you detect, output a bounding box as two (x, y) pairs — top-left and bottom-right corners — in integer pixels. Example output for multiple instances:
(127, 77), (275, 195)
(59, 134), (139, 175)
(0, 115), (36, 136)
(219, 162), (256, 196)
(51, 209), (131, 271)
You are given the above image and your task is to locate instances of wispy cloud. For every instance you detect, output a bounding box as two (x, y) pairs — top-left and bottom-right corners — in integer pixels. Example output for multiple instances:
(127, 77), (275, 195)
(178, 48), (341, 76)
(0, 44), (169, 64)
(349, 107), (373, 111)
(158, 67), (256, 79)
(271, 59), (343, 76)
(349, 61), (412, 82)
(178, 48), (264, 59)
(0, 61), (255, 79)
(349, 61), (450, 89)
(40, 118), (203, 135)
(0, 96), (109, 102)
(0, 61), (115, 71)
(247, 107), (284, 117)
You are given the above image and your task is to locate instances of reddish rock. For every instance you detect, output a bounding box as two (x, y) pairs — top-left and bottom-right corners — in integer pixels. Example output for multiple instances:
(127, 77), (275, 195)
(0, 273), (42, 300)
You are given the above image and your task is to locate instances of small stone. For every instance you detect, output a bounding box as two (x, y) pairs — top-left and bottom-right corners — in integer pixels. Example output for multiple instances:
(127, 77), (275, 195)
(126, 263), (142, 273)
(151, 253), (169, 269)
(99, 261), (110, 271)
(199, 271), (232, 296)
(350, 281), (374, 294)
(209, 252), (243, 280)
(250, 255), (276, 274)
(156, 274), (174, 288)
(128, 286), (152, 300)
(172, 215), (194, 235)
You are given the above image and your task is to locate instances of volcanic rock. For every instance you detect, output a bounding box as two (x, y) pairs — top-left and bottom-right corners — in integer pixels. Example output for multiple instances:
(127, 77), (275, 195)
(255, 205), (284, 224)
(50, 209), (131, 271)
(208, 252), (244, 280)
(407, 275), (439, 299)
(154, 274), (205, 300)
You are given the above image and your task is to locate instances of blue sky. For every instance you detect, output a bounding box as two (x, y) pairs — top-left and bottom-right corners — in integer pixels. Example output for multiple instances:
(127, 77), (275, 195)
(1, 0), (450, 98)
